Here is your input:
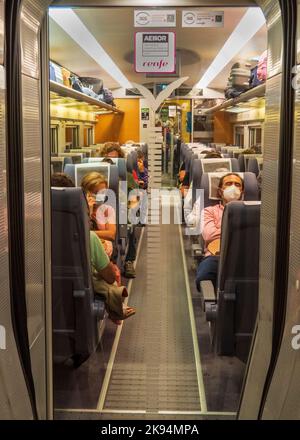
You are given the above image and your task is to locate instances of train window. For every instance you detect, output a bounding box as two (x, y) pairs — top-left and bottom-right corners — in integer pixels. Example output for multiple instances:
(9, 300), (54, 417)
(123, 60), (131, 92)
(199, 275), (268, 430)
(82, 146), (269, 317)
(249, 126), (262, 147)
(65, 125), (79, 148)
(50, 125), (58, 154)
(84, 126), (94, 146)
(235, 126), (245, 147)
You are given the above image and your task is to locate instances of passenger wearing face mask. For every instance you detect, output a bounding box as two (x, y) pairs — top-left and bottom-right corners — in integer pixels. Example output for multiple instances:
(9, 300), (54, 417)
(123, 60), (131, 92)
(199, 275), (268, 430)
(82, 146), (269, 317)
(81, 172), (116, 258)
(195, 173), (244, 291)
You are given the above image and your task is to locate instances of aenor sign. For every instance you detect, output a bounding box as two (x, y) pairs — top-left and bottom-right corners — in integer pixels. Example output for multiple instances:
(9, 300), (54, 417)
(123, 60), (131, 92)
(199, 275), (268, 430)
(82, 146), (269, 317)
(135, 32), (176, 74)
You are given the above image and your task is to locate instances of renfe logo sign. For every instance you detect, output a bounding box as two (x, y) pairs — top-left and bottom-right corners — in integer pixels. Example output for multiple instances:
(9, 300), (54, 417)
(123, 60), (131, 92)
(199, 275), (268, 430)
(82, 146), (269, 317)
(135, 32), (176, 74)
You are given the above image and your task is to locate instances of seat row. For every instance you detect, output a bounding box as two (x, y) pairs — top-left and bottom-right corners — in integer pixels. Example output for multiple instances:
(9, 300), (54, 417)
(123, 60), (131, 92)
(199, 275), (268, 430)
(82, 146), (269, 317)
(51, 143), (148, 365)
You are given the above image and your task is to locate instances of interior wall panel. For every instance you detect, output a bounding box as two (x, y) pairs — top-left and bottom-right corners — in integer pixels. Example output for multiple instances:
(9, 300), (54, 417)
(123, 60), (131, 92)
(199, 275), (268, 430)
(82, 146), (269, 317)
(20, 0), (52, 420)
(239, 72), (282, 419)
(0, 0), (34, 418)
(260, 62), (300, 418)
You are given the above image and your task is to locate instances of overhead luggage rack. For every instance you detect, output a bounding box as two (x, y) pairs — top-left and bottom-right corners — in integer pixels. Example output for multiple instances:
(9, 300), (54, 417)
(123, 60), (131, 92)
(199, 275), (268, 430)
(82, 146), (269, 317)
(50, 80), (124, 115)
(203, 83), (266, 115)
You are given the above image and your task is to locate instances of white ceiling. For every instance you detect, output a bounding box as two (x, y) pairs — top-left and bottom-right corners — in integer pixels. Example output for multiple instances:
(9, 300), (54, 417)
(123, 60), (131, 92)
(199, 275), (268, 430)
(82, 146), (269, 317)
(49, 6), (267, 92)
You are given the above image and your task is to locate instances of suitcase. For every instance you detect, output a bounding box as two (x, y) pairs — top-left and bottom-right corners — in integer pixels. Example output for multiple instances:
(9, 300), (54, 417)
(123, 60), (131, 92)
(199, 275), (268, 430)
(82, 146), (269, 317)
(228, 62), (251, 90)
(230, 69), (251, 89)
(257, 50), (267, 82)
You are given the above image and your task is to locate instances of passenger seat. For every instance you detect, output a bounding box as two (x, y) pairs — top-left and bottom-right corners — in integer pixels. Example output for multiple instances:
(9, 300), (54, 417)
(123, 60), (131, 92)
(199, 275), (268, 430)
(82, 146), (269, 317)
(201, 201), (261, 362)
(51, 187), (105, 366)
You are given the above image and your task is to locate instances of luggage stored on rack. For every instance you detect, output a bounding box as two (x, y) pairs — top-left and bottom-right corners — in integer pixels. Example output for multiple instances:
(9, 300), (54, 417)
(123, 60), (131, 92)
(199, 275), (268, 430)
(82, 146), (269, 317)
(229, 62), (251, 89)
(61, 67), (71, 88)
(224, 88), (244, 99)
(249, 65), (263, 88)
(70, 75), (84, 93)
(257, 50), (267, 82)
(80, 77), (104, 95)
(102, 88), (115, 106)
(50, 61), (64, 84)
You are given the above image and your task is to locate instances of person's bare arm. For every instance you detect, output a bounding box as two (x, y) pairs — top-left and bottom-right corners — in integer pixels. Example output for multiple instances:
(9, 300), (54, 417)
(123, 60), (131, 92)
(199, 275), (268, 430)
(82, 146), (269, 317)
(98, 262), (116, 284)
(94, 223), (116, 242)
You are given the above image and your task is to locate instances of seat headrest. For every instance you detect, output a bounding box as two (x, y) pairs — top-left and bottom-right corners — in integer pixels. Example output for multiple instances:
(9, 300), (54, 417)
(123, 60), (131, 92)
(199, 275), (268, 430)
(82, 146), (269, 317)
(200, 172), (259, 207)
(201, 158), (232, 174)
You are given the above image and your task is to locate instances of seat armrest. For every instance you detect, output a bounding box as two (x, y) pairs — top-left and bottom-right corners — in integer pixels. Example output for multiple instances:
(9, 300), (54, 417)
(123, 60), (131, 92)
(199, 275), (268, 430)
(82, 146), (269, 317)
(200, 280), (218, 322)
(200, 280), (216, 302)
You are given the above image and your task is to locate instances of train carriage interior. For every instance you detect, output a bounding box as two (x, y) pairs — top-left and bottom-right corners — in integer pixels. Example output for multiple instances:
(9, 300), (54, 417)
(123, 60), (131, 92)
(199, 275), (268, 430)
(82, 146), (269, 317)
(48, 4), (267, 419)
(2, 0), (300, 422)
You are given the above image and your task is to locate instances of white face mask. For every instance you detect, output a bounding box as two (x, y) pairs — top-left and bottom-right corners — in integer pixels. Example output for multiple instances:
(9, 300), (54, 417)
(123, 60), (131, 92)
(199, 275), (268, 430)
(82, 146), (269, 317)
(223, 185), (241, 202)
(95, 190), (108, 205)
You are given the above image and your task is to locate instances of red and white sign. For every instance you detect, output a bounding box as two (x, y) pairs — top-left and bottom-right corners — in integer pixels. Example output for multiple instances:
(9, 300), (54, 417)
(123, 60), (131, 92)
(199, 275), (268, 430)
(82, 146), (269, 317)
(135, 32), (176, 74)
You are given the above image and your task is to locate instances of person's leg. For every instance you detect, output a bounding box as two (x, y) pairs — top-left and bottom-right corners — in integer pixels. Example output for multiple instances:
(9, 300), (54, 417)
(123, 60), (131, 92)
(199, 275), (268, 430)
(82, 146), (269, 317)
(126, 227), (137, 262)
(196, 256), (219, 292)
(124, 227), (137, 278)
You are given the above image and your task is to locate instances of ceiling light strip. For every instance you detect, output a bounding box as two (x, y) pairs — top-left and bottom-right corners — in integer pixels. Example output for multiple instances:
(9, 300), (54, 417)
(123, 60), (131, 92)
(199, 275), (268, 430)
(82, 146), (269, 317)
(49, 8), (132, 89)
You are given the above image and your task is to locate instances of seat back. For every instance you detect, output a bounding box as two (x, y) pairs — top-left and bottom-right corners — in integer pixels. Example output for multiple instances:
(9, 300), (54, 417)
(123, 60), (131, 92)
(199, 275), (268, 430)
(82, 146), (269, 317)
(82, 157), (127, 181)
(248, 158), (260, 176)
(191, 158), (239, 205)
(216, 201), (261, 361)
(199, 172), (259, 208)
(51, 187), (105, 363)
(126, 150), (138, 172)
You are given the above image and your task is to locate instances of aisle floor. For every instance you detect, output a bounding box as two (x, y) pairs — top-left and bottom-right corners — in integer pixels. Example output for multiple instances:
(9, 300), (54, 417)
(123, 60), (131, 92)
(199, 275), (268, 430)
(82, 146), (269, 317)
(102, 221), (202, 413)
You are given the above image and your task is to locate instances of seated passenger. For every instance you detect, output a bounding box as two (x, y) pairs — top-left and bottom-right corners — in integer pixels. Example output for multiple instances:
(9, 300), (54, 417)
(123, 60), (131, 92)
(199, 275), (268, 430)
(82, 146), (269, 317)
(51, 173), (135, 324)
(101, 142), (139, 193)
(100, 142), (139, 278)
(204, 152), (222, 159)
(134, 150), (148, 190)
(51, 172), (74, 187)
(81, 172), (116, 258)
(90, 231), (135, 324)
(195, 173), (245, 291)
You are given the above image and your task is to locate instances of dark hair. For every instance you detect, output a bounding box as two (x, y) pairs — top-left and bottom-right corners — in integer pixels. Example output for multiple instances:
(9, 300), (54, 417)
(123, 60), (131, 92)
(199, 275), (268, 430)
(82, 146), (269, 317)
(51, 172), (75, 187)
(218, 173), (245, 191)
(204, 152), (222, 159)
(101, 142), (125, 158)
(242, 148), (256, 155)
(101, 157), (115, 164)
(137, 150), (145, 160)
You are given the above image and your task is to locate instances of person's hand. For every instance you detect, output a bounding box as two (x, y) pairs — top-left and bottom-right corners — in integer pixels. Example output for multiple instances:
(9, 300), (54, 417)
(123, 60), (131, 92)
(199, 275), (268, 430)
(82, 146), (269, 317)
(138, 180), (144, 188)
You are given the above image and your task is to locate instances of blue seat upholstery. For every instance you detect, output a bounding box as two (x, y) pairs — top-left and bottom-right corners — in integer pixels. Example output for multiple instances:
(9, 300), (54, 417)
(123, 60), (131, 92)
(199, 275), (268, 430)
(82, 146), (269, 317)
(248, 157), (261, 176)
(51, 187), (105, 364)
(191, 158), (240, 205)
(214, 202), (261, 361)
(199, 172), (259, 208)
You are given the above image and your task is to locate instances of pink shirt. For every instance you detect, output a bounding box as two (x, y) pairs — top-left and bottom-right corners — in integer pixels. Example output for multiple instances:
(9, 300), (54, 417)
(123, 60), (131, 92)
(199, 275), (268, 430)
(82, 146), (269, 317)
(95, 204), (116, 258)
(202, 204), (224, 256)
